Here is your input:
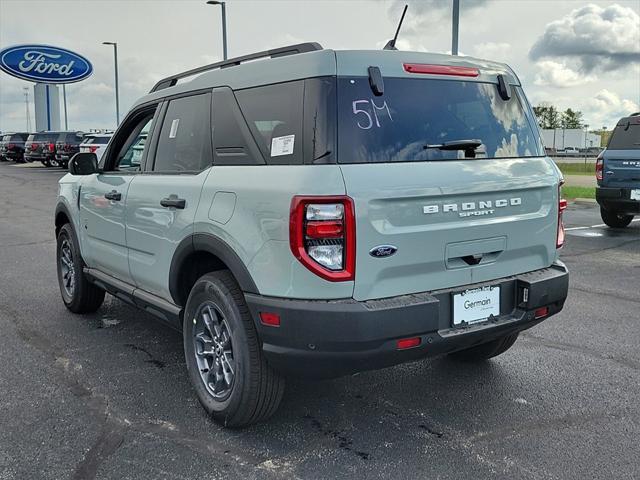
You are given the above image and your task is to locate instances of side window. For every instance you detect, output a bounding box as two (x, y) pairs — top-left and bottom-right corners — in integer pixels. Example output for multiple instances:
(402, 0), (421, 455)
(153, 93), (212, 172)
(235, 80), (303, 165)
(118, 117), (152, 170)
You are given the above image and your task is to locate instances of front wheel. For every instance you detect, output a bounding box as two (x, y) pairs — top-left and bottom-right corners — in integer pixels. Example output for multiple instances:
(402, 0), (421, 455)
(56, 224), (105, 313)
(183, 271), (285, 428)
(448, 332), (519, 362)
(600, 208), (633, 228)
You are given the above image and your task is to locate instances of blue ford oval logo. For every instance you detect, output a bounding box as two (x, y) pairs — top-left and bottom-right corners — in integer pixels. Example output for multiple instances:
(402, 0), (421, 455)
(0, 44), (93, 83)
(369, 245), (398, 258)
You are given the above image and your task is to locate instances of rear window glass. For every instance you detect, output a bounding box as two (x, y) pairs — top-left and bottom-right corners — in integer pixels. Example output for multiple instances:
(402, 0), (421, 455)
(58, 132), (83, 142)
(10, 133), (28, 141)
(34, 133), (60, 142)
(235, 80), (304, 165)
(153, 93), (212, 172)
(337, 77), (542, 163)
(608, 124), (640, 150)
(93, 136), (111, 144)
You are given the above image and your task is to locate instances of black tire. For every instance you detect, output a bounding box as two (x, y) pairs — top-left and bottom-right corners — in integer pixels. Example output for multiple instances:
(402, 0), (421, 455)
(600, 208), (633, 228)
(183, 270), (285, 428)
(448, 332), (519, 362)
(56, 223), (105, 313)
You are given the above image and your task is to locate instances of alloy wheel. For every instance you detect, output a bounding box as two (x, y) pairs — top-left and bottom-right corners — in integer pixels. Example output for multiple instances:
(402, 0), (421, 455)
(59, 239), (75, 297)
(192, 302), (235, 400)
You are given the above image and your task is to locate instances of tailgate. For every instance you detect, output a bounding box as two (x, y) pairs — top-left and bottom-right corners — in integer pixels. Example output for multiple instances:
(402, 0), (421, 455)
(602, 150), (640, 189)
(341, 158), (560, 301)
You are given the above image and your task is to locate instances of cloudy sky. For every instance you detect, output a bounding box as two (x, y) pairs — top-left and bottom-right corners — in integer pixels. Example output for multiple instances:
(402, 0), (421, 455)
(0, 0), (638, 133)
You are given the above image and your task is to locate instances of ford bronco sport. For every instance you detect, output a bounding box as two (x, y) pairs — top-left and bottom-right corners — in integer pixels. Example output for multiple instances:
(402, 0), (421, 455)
(55, 43), (569, 427)
(596, 113), (640, 228)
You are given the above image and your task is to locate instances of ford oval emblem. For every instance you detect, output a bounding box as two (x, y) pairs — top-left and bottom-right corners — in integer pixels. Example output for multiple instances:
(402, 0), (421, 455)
(0, 44), (93, 84)
(369, 245), (398, 258)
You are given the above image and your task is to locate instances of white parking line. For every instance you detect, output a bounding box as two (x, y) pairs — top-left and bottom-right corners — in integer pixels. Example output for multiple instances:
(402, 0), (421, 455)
(566, 218), (640, 231)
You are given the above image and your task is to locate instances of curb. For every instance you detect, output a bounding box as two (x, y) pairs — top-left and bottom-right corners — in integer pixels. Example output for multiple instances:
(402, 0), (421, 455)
(571, 198), (597, 205)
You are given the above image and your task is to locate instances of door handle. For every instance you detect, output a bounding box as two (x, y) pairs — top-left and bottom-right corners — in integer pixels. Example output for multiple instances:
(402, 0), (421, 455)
(160, 195), (186, 209)
(104, 190), (122, 201)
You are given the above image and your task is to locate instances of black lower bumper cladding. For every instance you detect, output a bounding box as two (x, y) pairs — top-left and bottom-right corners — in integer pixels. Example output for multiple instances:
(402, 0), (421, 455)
(246, 262), (569, 378)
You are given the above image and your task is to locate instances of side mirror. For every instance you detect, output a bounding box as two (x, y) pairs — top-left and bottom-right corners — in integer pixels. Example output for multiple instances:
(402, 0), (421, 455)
(69, 152), (99, 175)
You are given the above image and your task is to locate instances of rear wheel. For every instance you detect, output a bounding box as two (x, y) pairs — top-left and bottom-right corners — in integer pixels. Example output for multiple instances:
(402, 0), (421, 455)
(183, 271), (285, 428)
(600, 208), (633, 228)
(56, 223), (105, 313)
(448, 332), (519, 362)
(41, 159), (50, 167)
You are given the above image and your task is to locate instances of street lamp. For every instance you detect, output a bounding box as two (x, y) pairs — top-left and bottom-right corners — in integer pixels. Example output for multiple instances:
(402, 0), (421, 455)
(452, 0), (460, 55)
(102, 41), (120, 126)
(206, 1), (228, 60)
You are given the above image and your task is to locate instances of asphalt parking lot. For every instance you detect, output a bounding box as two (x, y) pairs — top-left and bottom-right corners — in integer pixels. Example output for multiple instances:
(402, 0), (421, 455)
(0, 161), (638, 480)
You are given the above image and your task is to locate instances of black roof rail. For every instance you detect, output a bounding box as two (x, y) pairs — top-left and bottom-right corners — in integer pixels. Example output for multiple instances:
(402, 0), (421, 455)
(150, 42), (323, 93)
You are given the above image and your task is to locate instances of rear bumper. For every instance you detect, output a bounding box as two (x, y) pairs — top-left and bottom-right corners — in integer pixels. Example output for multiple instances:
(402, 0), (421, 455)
(246, 262), (569, 378)
(596, 187), (640, 214)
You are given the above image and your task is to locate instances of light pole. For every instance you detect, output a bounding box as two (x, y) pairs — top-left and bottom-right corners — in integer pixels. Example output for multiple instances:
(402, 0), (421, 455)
(102, 41), (120, 126)
(452, 0), (460, 55)
(62, 84), (68, 129)
(206, 1), (228, 60)
(23, 87), (31, 131)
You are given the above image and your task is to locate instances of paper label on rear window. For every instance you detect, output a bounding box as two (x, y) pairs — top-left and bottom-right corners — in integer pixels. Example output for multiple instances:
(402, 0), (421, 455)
(169, 119), (180, 138)
(270, 134), (295, 157)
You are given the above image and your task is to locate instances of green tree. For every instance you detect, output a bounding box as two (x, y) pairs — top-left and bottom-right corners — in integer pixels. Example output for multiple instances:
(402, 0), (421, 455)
(560, 108), (585, 129)
(533, 103), (561, 129)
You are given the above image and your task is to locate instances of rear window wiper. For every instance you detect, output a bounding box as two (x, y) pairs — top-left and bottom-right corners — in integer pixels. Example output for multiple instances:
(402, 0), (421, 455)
(424, 139), (483, 158)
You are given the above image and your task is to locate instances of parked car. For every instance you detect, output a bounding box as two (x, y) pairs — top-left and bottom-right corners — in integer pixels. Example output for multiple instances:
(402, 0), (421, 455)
(596, 113), (640, 227)
(55, 131), (85, 169)
(25, 132), (64, 166)
(79, 133), (113, 162)
(2, 132), (30, 162)
(0, 134), (9, 161)
(562, 147), (580, 156)
(55, 43), (569, 427)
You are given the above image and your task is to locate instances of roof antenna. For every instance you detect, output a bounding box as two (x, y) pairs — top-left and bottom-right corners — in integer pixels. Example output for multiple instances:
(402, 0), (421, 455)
(384, 4), (408, 50)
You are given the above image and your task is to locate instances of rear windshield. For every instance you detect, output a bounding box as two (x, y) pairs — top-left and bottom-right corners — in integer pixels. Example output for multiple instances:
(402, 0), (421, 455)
(608, 123), (640, 150)
(10, 133), (28, 141)
(58, 132), (83, 142)
(93, 136), (111, 144)
(34, 133), (61, 142)
(337, 77), (542, 163)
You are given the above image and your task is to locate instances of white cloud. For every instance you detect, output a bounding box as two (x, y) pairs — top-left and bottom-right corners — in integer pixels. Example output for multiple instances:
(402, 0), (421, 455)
(533, 60), (596, 88)
(472, 42), (511, 62)
(530, 3), (640, 72)
(580, 89), (639, 129)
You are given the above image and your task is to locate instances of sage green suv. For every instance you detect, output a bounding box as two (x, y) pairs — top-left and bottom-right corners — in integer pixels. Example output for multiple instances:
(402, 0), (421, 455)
(55, 43), (569, 427)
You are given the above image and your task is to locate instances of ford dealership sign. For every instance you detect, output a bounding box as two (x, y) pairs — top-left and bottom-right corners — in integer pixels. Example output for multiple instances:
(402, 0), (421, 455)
(0, 44), (93, 83)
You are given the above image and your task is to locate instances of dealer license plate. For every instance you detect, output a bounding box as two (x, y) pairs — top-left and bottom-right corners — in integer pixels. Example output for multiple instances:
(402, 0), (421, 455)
(452, 286), (500, 326)
(631, 189), (640, 201)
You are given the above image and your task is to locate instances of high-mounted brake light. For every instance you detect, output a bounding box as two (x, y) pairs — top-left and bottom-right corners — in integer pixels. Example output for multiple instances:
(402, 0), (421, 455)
(290, 196), (355, 282)
(403, 63), (479, 77)
(557, 182), (568, 249)
(595, 153), (604, 182)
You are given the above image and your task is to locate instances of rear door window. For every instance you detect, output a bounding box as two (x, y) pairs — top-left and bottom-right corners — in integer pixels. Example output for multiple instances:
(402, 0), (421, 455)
(153, 93), (213, 172)
(608, 123), (640, 150)
(337, 77), (543, 163)
(235, 81), (304, 165)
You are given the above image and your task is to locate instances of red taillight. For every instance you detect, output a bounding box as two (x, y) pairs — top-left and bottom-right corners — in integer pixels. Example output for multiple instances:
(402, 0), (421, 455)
(595, 154), (604, 182)
(6, 143), (14, 150)
(259, 312), (281, 327)
(89, 145), (98, 153)
(557, 183), (568, 249)
(396, 337), (421, 350)
(290, 196), (355, 282)
(48, 143), (55, 152)
(403, 63), (479, 77)
(534, 306), (549, 319)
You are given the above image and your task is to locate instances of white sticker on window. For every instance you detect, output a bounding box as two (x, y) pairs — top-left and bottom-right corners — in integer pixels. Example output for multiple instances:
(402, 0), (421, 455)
(270, 134), (295, 157)
(169, 119), (180, 139)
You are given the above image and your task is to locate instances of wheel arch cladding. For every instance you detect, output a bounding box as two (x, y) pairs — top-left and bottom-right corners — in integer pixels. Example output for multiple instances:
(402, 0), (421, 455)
(169, 233), (259, 307)
(55, 203), (72, 235)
